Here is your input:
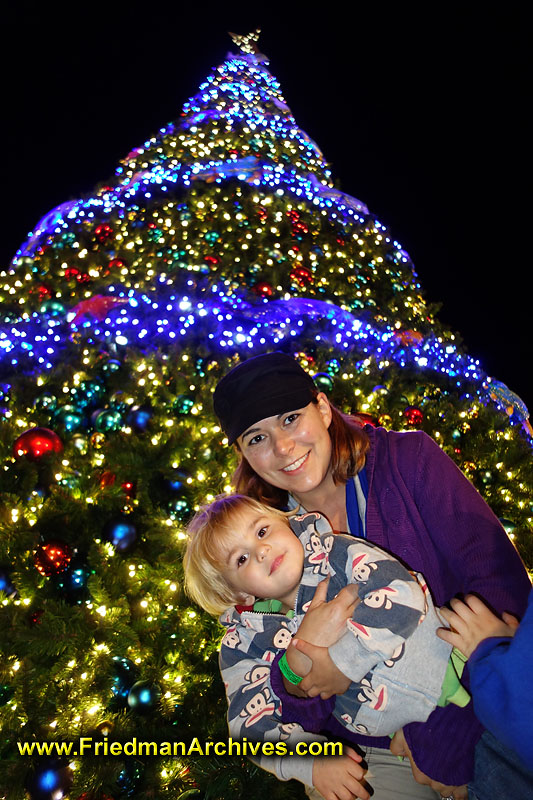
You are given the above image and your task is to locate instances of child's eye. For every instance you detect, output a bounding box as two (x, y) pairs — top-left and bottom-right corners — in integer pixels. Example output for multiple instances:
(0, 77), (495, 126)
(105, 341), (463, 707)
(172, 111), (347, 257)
(237, 553), (248, 567)
(257, 527), (268, 538)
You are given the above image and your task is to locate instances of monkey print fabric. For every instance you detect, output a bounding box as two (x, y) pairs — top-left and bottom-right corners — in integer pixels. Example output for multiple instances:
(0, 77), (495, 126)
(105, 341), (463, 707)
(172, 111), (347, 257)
(219, 512), (452, 743)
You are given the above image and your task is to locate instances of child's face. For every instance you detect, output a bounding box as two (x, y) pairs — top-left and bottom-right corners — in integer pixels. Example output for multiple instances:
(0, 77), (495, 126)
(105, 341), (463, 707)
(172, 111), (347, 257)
(220, 508), (304, 611)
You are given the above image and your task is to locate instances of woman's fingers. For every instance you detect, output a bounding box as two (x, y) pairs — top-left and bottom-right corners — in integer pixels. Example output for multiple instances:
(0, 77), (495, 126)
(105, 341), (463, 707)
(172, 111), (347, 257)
(307, 576), (330, 610)
(334, 583), (360, 609)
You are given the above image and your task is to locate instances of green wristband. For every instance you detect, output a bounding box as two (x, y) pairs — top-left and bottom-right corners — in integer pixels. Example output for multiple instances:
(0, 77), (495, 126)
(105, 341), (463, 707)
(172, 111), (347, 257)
(278, 652), (303, 685)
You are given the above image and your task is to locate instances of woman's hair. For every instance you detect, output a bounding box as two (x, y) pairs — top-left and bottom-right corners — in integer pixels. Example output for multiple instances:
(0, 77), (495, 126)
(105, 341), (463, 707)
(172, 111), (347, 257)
(232, 391), (370, 507)
(183, 493), (289, 616)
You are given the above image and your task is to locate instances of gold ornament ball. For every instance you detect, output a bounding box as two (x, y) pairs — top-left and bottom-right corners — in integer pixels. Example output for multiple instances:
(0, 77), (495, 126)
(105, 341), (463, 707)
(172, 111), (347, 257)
(95, 719), (114, 736)
(90, 432), (106, 449)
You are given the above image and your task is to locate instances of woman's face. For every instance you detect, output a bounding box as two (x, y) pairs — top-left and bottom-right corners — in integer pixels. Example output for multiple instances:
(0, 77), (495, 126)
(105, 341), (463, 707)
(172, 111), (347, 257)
(237, 393), (333, 498)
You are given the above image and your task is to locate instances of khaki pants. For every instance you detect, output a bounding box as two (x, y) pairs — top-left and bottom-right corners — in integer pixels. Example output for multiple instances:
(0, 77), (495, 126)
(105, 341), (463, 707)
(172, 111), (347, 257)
(305, 745), (440, 800)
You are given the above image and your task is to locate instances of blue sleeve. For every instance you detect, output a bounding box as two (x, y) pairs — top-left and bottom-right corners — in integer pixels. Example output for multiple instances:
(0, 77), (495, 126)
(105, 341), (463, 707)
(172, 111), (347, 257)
(468, 590), (533, 769)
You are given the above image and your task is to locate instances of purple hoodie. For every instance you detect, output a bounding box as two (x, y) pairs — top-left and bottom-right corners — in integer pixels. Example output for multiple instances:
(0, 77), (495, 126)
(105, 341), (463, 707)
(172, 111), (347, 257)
(271, 426), (531, 784)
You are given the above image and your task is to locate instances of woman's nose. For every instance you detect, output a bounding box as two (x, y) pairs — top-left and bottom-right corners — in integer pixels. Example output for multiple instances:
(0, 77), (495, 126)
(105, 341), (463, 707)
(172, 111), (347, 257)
(272, 429), (294, 456)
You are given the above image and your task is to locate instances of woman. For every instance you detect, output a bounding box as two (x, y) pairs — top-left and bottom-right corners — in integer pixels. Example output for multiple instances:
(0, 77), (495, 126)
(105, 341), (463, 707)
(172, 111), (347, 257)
(213, 352), (531, 800)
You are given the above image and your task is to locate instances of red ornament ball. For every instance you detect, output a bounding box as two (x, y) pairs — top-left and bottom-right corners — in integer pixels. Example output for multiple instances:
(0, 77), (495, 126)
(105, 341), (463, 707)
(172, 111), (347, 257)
(403, 406), (424, 426)
(34, 540), (72, 577)
(100, 470), (117, 488)
(13, 427), (63, 461)
(108, 258), (127, 271)
(94, 223), (114, 243)
(290, 266), (313, 287)
(77, 794), (114, 800)
(252, 281), (274, 297)
(28, 609), (45, 626)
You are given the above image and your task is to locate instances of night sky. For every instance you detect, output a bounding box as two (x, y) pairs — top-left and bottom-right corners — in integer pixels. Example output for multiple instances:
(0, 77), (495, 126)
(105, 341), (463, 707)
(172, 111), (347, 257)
(3, 5), (530, 407)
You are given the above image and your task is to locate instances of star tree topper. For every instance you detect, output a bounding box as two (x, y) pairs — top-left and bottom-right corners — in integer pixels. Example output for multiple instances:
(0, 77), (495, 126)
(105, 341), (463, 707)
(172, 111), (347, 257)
(228, 29), (262, 54)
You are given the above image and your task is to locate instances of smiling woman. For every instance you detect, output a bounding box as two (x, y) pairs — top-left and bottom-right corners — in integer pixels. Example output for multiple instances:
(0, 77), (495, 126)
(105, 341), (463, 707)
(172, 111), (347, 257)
(238, 398), (334, 512)
(214, 352), (370, 528)
(210, 351), (532, 800)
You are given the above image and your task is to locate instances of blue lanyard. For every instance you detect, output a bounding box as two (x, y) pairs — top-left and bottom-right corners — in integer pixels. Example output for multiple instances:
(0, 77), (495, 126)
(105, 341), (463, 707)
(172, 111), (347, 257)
(345, 467), (368, 538)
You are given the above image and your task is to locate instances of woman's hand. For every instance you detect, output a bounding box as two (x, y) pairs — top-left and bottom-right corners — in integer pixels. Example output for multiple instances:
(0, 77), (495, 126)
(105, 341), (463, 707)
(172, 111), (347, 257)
(390, 729), (467, 800)
(295, 577), (360, 647)
(290, 638), (351, 698)
(283, 577), (358, 696)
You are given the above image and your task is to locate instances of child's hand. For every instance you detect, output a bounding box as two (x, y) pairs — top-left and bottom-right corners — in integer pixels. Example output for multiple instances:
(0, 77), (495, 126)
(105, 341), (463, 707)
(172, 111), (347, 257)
(312, 746), (370, 800)
(291, 638), (351, 698)
(438, 594), (520, 658)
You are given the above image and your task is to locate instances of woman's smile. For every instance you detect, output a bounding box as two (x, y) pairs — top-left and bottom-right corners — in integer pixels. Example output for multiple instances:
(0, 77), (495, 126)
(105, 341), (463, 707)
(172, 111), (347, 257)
(281, 452), (309, 473)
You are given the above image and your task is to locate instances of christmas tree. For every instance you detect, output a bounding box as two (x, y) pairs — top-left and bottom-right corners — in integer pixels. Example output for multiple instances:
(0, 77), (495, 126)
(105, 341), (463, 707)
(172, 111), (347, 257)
(1, 30), (532, 800)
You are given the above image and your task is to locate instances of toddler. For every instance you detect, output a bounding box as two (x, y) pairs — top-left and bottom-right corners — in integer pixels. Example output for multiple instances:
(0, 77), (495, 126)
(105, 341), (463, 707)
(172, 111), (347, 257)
(184, 494), (469, 795)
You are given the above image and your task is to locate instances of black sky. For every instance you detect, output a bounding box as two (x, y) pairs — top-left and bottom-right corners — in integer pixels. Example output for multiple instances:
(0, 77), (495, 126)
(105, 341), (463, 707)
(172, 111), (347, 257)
(2, 4), (531, 407)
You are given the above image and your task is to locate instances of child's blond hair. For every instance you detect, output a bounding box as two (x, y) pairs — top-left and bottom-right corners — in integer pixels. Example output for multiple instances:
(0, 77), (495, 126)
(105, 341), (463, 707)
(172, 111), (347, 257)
(183, 494), (289, 616)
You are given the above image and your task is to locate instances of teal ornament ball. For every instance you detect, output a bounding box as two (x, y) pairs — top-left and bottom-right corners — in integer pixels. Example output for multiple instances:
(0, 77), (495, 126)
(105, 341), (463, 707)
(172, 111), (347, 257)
(313, 372), (334, 393)
(54, 405), (85, 433)
(110, 656), (138, 706)
(109, 390), (127, 411)
(94, 409), (123, 432)
(102, 358), (122, 374)
(127, 680), (161, 713)
(116, 759), (144, 797)
(53, 559), (94, 604)
(173, 394), (194, 415)
(167, 497), (191, 522)
(34, 392), (57, 413)
(73, 380), (105, 409)
(40, 299), (66, 318)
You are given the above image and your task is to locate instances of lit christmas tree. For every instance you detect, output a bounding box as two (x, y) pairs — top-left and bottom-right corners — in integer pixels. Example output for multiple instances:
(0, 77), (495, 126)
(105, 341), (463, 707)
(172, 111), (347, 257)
(1, 30), (532, 799)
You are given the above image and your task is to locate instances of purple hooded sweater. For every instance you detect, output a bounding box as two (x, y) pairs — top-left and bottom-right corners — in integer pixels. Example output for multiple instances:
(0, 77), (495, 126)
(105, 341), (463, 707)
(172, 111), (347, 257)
(270, 426), (531, 785)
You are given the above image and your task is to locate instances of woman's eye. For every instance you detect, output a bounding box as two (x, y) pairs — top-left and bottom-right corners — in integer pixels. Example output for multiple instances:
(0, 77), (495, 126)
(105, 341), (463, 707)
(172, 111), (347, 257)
(237, 553), (248, 567)
(283, 413), (299, 426)
(248, 434), (264, 446)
